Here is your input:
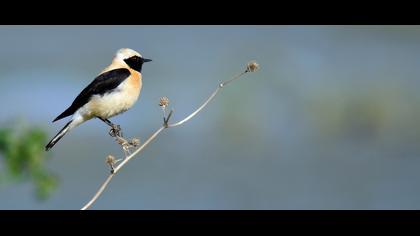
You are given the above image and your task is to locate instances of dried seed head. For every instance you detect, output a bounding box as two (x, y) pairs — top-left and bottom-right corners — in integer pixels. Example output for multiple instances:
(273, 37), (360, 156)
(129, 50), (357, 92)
(159, 97), (170, 107)
(130, 138), (140, 147)
(106, 155), (116, 166)
(246, 60), (260, 72)
(116, 137), (127, 146)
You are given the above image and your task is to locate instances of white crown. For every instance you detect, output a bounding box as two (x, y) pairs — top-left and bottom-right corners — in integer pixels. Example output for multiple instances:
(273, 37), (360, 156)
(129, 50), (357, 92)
(115, 48), (142, 61)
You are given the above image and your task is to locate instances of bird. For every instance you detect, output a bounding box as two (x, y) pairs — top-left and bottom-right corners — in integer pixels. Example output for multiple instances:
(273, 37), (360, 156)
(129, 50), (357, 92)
(45, 48), (152, 151)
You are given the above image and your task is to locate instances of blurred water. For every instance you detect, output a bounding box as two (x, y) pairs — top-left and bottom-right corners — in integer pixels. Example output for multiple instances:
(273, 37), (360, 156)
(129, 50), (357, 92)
(0, 26), (420, 209)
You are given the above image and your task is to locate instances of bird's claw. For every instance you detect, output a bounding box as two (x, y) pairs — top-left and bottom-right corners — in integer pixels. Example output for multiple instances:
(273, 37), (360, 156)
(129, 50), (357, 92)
(109, 124), (123, 137)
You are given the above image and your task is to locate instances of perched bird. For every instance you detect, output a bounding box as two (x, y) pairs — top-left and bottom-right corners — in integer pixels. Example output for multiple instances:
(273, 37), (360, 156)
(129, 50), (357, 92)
(45, 48), (152, 151)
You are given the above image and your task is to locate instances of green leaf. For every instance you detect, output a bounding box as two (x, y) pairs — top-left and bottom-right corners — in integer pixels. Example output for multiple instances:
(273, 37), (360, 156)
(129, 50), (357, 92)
(0, 125), (58, 200)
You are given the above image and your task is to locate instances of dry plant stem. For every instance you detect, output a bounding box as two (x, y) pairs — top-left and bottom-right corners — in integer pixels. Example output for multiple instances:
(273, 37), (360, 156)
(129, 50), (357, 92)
(81, 175), (113, 210)
(80, 127), (165, 210)
(162, 107), (167, 121)
(169, 71), (247, 128)
(81, 69), (250, 210)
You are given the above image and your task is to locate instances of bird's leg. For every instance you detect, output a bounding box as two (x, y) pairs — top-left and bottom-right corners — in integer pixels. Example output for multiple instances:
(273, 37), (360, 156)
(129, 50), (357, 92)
(111, 124), (123, 137)
(97, 117), (123, 138)
(97, 117), (140, 159)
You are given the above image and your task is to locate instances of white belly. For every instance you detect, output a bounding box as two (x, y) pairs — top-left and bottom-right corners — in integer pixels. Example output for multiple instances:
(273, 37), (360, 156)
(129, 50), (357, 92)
(81, 78), (141, 120)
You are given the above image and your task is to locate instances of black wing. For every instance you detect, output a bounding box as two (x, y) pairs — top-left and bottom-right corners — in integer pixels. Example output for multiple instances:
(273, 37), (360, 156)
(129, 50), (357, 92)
(53, 68), (131, 122)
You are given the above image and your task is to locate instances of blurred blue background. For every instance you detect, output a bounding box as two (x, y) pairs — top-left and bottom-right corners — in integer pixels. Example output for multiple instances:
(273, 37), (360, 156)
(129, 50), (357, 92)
(1, 25), (420, 209)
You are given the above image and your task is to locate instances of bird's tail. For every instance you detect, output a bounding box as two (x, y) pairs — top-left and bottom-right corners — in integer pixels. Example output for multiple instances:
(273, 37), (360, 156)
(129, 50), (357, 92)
(45, 120), (73, 151)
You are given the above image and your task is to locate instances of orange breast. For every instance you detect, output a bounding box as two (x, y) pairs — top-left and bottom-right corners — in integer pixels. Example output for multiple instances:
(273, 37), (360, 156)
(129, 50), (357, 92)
(128, 68), (142, 92)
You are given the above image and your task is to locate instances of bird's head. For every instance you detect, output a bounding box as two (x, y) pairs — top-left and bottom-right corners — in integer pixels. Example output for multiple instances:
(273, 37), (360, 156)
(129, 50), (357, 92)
(115, 48), (152, 72)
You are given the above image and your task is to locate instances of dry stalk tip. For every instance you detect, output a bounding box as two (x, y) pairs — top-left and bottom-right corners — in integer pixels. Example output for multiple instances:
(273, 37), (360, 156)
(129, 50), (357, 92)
(159, 97), (170, 108)
(246, 60), (260, 72)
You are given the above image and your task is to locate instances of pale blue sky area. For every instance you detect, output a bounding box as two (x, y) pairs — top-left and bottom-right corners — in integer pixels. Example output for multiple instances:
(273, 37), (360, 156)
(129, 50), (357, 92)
(1, 26), (420, 209)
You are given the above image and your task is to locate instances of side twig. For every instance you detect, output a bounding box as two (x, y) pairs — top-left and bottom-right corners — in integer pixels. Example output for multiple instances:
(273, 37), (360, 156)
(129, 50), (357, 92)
(81, 61), (259, 210)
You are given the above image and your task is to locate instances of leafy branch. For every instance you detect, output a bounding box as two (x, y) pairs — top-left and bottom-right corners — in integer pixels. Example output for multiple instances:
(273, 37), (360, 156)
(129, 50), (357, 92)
(0, 126), (57, 200)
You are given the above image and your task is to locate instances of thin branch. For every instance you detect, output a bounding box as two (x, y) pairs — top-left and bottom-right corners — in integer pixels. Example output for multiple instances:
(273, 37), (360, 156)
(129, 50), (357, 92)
(81, 61), (259, 210)
(80, 174), (113, 210)
(114, 126), (165, 173)
(168, 70), (247, 128)
(80, 126), (165, 210)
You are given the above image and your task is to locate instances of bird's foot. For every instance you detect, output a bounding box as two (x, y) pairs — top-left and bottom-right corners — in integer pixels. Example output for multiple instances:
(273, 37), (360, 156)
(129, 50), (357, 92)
(105, 120), (140, 157)
(109, 124), (123, 138)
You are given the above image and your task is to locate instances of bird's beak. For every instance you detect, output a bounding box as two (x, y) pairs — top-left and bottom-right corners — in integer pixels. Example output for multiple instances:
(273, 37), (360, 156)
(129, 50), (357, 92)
(143, 58), (152, 62)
